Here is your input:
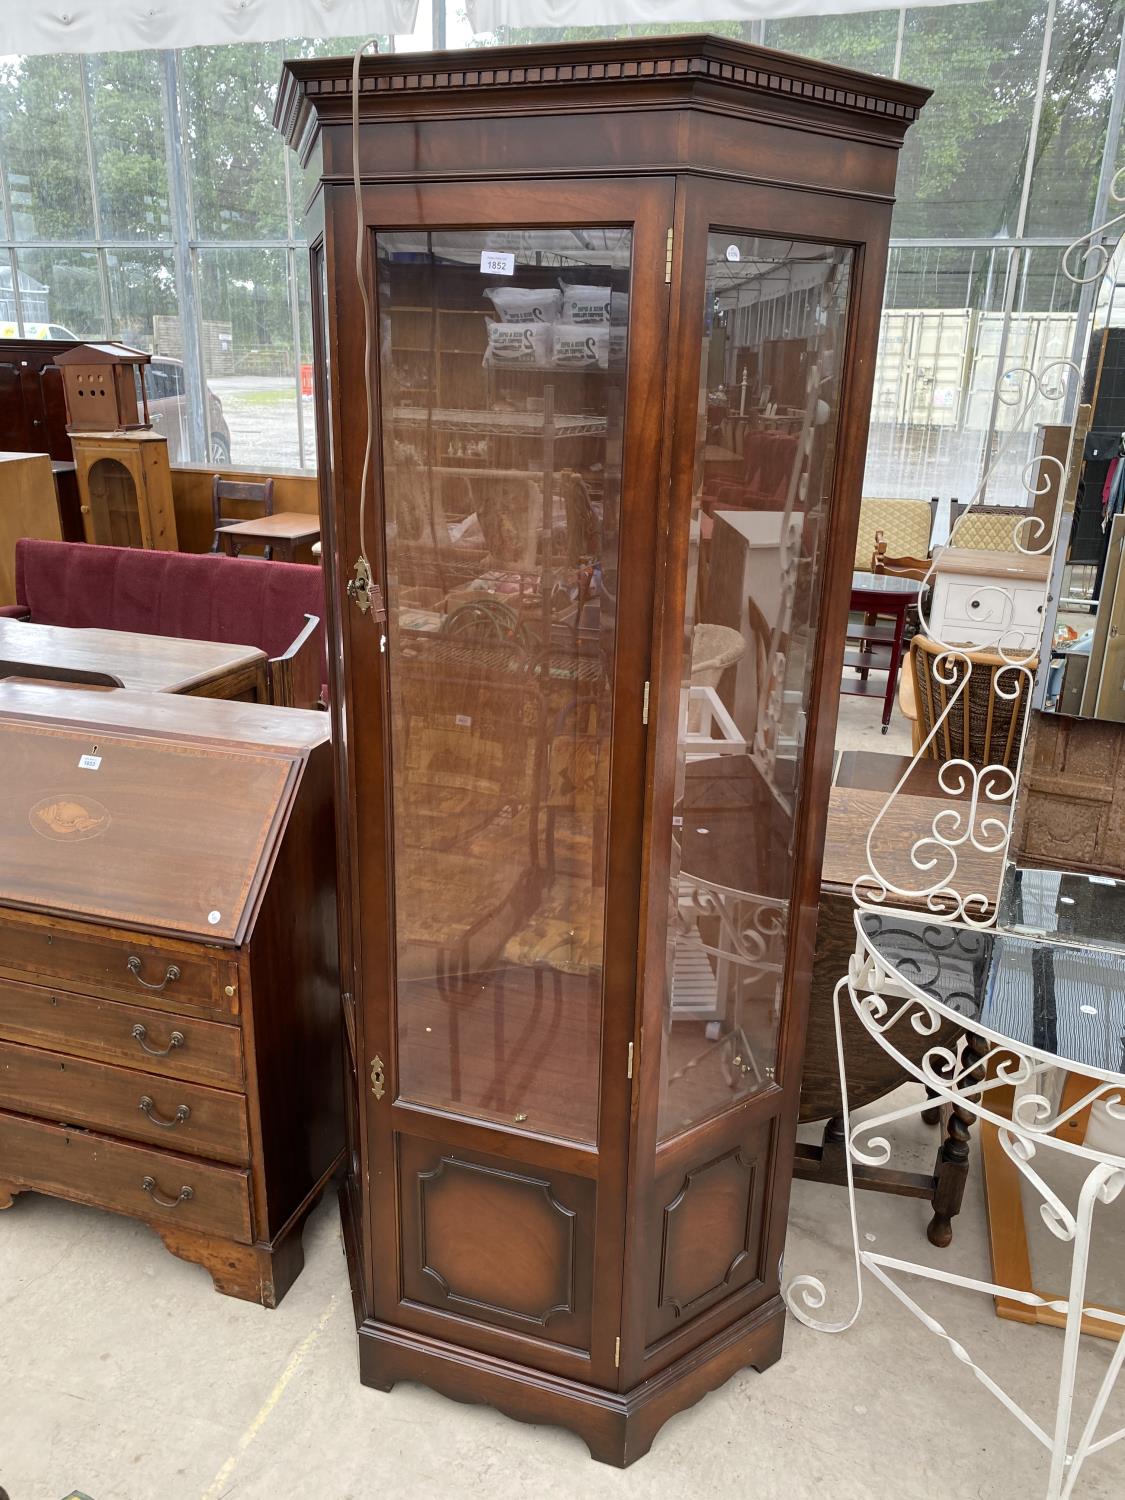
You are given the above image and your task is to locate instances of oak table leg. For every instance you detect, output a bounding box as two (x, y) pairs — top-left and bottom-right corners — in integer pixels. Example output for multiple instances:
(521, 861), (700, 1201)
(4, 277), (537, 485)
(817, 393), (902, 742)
(928, 1033), (987, 1248)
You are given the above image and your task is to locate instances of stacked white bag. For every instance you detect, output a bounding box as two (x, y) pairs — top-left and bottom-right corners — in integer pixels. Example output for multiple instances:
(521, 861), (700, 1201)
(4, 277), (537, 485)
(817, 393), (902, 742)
(482, 280), (626, 371)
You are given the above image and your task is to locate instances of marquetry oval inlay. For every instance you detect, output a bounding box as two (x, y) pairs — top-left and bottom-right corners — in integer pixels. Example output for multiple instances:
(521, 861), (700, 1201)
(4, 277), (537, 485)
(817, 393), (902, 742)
(29, 794), (111, 842)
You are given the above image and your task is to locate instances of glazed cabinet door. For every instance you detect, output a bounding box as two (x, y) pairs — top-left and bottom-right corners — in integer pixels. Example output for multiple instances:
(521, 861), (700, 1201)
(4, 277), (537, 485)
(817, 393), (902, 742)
(626, 178), (890, 1380)
(326, 176), (674, 1386)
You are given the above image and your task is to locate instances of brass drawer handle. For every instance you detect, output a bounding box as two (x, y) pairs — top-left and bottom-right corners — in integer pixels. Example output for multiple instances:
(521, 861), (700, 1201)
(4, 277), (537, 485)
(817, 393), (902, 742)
(138, 1095), (191, 1129)
(127, 955), (181, 992)
(131, 1023), (184, 1058)
(141, 1176), (193, 1210)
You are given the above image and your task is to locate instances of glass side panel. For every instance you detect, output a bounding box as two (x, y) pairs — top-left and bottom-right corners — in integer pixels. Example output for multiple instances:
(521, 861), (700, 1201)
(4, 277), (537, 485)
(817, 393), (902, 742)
(378, 228), (631, 1144)
(658, 231), (853, 1142)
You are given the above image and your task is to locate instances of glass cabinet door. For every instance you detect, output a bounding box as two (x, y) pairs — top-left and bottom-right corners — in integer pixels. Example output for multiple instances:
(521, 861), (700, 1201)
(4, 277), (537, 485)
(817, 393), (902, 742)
(658, 230), (854, 1141)
(376, 228), (632, 1145)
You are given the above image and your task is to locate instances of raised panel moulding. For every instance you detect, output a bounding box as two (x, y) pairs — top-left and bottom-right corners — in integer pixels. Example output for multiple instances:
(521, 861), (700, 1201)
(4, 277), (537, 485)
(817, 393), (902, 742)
(417, 1155), (578, 1327)
(658, 1147), (758, 1319)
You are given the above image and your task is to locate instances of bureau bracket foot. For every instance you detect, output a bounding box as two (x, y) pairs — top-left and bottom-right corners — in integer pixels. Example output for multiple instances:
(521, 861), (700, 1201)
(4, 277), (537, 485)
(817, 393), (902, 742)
(0, 1179), (26, 1210)
(151, 1205), (314, 1308)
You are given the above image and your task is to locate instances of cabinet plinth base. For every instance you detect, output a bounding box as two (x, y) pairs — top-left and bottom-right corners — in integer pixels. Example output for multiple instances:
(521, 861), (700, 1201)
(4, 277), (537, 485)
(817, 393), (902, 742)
(352, 1295), (785, 1466)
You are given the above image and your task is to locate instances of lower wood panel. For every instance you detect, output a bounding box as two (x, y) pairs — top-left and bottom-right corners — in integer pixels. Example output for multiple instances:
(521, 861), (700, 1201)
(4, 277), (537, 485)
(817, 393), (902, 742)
(644, 1119), (770, 1350)
(0, 1039), (249, 1164)
(0, 1108), (252, 1242)
(398, 1135), (595, 1352)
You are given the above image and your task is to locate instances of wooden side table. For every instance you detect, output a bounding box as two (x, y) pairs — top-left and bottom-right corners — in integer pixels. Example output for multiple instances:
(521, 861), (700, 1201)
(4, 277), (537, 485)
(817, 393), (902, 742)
(216, 512), (321, 563)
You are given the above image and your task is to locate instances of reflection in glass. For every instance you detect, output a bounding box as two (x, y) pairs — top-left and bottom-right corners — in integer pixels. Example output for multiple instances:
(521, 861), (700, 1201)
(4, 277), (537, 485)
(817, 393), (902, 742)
(180, 44), (289, 242)
(14, 249), (105, 340)
(197, 247), (299, 469)
(1041, 237), (1125, 721)
(658, 232), (853, 1141)
(106, 248), (177, 354)
(379, 229), (631, 1144)
(86, 51), (171, 241)
(1024, 1), (1124, 238)
(0, 55), (94, 242)
(895, 0), (1044, 240)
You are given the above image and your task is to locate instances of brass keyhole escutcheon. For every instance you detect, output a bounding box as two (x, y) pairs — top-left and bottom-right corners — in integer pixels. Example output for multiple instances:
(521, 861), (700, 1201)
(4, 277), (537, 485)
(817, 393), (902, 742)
(370, 1055), (385, 1100)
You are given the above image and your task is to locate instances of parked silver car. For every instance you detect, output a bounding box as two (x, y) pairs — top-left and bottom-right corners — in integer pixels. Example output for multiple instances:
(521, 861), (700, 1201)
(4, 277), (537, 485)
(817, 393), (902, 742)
(144, 356), (231, 464)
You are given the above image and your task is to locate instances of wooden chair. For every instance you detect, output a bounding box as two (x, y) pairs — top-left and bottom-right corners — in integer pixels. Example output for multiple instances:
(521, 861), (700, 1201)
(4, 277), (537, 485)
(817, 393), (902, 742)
(854, 496), (932, 573)
(265, 613), (323, 709)
(873, 531), (930, 581)
(211, 475), (275, 556)
(898, 633), (1036, 767)
(951, 504), (1027, 552)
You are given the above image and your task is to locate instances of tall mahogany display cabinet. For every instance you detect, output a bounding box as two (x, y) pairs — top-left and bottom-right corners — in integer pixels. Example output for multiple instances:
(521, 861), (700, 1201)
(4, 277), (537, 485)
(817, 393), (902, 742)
(277, 36), (927, 1464)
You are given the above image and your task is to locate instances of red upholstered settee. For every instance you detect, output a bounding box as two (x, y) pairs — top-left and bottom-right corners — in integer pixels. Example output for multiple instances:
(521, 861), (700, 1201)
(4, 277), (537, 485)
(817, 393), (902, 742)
(2, 539), (326, 708)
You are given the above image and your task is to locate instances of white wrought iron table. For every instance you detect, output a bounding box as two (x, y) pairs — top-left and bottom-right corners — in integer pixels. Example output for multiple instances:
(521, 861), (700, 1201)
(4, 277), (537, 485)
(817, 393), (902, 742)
(786, 899), (1125, 1500)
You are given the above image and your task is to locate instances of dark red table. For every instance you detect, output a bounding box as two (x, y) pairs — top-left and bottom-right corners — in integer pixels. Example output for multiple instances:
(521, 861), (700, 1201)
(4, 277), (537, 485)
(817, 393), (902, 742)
(841, 569), (920, 733)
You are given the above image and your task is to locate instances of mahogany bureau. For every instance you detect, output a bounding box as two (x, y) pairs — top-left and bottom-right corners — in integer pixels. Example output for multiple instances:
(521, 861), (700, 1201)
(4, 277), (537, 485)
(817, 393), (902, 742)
(0, 684), (342, 1306)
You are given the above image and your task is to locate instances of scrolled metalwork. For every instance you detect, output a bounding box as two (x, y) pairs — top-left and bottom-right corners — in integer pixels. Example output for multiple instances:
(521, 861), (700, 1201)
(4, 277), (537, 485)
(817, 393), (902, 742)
(784, 931), (1125, 1497)
(1061, 165), (1125, 286)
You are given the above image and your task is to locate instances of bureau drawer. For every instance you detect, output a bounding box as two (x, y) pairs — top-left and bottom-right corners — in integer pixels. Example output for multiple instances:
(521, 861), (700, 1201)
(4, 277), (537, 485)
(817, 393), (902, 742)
(0, 916), (235, 1018)
(0, 1108), (252, 1244)
(0, 978), (243, 1088)
(0, 1040), (250, 1165)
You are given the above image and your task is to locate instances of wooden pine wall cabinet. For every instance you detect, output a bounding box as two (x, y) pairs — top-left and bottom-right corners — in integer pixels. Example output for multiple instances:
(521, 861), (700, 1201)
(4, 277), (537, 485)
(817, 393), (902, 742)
(0, 687), (342, 1306)
(71, 430), (178, 551)
(277, 35), (927, 1462)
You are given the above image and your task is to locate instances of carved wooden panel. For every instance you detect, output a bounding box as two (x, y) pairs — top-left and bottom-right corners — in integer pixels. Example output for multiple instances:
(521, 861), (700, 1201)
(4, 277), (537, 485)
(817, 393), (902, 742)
(1011, 712), (1125, 878)
(645, 1123), (769, 1348)
(398, 1137), (594, 1349)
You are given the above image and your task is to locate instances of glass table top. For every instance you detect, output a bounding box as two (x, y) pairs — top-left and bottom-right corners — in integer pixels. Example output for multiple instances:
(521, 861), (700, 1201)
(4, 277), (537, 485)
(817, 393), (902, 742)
(858, 909), (1125, 1081)
(851, 570), (922, 596)
(998, 863), (1125, 956)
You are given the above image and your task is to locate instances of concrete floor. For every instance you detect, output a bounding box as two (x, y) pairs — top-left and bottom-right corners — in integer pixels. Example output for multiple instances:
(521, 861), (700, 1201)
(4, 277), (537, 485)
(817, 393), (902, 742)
(3, 1104), (1125, 1500)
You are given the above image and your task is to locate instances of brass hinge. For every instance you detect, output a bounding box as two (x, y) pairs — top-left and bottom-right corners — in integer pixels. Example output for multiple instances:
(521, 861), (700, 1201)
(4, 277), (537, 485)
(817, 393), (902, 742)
(665, 228), (674, 284)
(347, 556), (386, 621)
(626, 1041), (634, 1080)
(614, 1336), (621, 1368)
(641, 680), (650, 726)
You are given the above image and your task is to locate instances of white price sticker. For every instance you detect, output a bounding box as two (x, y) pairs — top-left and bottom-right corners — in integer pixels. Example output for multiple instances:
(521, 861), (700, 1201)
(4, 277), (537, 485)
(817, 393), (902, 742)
(480, 250), (515, 277)
(725, 245), (741, 263)
(455, 714), (472, 728)
(78, 754), (102, 771)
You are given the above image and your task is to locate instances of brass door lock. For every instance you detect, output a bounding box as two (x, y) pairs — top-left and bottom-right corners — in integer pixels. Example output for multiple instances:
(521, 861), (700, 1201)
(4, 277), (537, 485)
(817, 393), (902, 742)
(347, 557), (386, 621)
(370, 1055), (385, 1100)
